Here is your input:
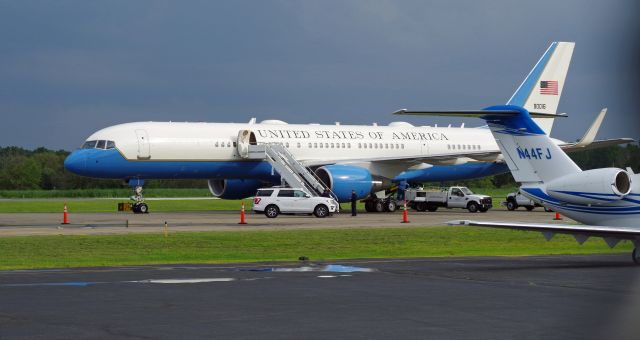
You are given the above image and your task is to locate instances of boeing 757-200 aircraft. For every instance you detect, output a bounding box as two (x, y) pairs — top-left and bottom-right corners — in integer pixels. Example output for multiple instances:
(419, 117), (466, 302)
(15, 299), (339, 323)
(64, 42), (631, 212)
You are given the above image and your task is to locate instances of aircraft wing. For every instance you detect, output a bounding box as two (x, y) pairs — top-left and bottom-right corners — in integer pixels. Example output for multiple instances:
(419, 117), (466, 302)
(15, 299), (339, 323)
(301, 150), (502, 168)
(448, 220), (640, 248)
(560, 138), (636, 152)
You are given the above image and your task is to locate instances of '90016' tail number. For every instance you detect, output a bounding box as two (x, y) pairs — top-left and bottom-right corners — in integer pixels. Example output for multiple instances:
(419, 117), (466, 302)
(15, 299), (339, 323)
(517, 147), (552, 160)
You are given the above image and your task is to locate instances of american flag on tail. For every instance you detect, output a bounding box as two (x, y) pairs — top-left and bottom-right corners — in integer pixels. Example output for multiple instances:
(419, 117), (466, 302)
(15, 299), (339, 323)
(540, 80), (558, 95)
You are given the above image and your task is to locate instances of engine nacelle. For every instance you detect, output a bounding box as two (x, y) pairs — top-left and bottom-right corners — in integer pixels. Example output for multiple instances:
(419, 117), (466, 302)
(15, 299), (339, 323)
(315, 165), (391, 202)
(208, 179), (264, 199)
(546, 168), (632, 205)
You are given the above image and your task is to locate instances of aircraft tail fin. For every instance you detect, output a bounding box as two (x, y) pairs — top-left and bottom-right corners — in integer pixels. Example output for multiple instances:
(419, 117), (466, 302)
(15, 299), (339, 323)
(481, 106), (581, 183)
(507, 42), (575, 135)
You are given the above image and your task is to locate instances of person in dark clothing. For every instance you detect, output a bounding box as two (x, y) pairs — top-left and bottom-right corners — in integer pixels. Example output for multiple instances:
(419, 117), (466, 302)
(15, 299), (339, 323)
(321, 188), (331, 198)
(351, 190), (357, 216)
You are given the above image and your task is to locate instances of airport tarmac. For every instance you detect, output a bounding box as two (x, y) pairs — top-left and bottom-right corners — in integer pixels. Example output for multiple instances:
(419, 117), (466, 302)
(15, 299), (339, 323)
(0, 209), (575, 237)
(1, 255), (638, 339)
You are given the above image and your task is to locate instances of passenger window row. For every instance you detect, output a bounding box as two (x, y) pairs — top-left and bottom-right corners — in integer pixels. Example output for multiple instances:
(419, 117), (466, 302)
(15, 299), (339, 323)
(82, 140), (116, 149)
(359, 142), (404, 150)
(447, 144), (482, 151)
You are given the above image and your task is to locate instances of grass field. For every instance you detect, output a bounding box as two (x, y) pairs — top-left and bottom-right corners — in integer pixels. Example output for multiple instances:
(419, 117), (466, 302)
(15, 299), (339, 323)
(0, 227), (630, 270)
(0, 187), (517, 213)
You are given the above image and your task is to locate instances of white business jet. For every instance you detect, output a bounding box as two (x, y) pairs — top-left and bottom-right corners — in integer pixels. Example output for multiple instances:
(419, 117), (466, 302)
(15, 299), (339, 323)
(397, 104), (640, 263)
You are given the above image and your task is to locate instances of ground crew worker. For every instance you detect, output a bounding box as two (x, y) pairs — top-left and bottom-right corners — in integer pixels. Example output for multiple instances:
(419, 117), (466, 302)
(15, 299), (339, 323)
(351, 190), (357, 216)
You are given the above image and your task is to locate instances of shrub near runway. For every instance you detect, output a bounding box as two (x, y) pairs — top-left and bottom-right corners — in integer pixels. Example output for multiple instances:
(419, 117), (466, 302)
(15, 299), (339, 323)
(0, 227), (630, 270)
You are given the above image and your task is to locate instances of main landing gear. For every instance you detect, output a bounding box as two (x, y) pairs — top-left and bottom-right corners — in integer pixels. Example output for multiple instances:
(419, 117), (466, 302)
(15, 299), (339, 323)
(364, 196), (397, 213)
(130, 185), (149, 214)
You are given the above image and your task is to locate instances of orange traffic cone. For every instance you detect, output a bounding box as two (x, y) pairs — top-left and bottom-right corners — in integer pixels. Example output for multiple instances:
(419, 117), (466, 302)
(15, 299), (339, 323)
(402, 200), (409, 223)
(553, 211), (562, 220)
(239, 201), (247, 225)
(62, 202), (70, 225)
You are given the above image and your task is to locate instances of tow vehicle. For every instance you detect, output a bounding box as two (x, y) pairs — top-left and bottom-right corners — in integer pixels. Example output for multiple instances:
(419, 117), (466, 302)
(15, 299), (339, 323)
(405, 186), (492, 213)
(252, 187), (339, 218)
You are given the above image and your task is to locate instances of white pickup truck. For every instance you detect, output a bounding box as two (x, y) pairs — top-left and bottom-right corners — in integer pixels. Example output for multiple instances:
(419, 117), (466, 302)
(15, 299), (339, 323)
(405, 186), (492, 213)
(504, 191), (551, 211)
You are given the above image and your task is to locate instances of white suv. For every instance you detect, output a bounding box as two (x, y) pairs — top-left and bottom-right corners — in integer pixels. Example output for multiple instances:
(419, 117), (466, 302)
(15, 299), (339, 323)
(252, 188), (339, 218)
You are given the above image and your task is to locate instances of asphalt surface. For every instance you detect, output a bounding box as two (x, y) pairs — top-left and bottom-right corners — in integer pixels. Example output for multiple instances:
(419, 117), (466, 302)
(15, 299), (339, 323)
(0, 208), (575, 236)
(1, 255), (639, 339)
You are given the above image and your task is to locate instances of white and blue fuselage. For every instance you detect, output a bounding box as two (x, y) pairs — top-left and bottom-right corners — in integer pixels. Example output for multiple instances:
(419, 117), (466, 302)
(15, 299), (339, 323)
(64, 120), (506, 184)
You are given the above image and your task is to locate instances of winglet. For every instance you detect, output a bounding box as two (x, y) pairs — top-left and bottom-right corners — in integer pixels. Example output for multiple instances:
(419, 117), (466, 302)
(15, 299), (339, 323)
(573, 108), (607, 148)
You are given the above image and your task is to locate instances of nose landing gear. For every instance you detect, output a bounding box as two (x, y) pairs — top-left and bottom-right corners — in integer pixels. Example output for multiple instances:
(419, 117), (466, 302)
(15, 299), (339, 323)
(131, 185), (148, 214)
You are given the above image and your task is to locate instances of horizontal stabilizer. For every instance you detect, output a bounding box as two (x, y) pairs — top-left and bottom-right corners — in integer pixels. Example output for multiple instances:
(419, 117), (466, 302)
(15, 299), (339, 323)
(393, 109), (567, 119)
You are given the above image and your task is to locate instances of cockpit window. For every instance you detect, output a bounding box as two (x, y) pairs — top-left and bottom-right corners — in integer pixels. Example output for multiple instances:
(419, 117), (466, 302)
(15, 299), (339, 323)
(82, 140), (97, 149)
(82, 140), (115, 149)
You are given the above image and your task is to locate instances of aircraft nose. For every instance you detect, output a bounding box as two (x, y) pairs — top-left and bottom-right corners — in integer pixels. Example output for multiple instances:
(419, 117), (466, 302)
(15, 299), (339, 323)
(64, 150), (87, 175)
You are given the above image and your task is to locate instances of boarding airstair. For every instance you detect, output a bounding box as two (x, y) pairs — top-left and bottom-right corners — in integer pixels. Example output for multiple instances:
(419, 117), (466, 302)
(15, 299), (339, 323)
(246, 143), (331, 197)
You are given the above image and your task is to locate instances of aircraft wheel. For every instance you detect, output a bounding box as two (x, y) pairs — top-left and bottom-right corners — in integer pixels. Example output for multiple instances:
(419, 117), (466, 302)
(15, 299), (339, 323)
(467, 202), (479, 213)
(264, 205), (279, 218)
(138, 203), (149, 214)
(506, 201), (517, 211)
(374, 200), (385, 213)
(365, 201), (375, 212)
(314, 204), (329, 218)
(633, 248), (640, 265)
(386, 200), (397, 213)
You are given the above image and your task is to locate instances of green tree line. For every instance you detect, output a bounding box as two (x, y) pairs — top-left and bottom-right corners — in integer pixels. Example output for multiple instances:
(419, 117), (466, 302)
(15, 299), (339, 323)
(0, 144), (638, 190)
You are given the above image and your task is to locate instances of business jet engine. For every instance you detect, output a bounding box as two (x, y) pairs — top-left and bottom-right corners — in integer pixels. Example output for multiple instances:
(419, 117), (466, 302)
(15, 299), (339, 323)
(207, 179), (264, 199)
(545, 168), (632, 205)
(315, 165), (392, 202)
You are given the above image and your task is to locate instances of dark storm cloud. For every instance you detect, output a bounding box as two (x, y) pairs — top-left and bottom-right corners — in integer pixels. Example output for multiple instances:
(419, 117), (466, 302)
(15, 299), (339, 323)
(0, 0), (638, 149)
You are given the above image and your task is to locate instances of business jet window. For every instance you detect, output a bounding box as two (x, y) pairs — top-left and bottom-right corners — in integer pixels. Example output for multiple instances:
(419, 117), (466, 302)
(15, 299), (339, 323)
(336, 143), (340, 149)
(401, 144), (405, 149)
(319, 143), (323, 148)
(325, 143), (329, 148)
(297, 142), (301, 148)
(106, 141), (116, 149)
(347, 143), (351, 148)
(82, 141), (97, 149)
(477, 145), (481, 150)
(331, 143), (334, 148)
(342, 143), (346, 148)
(227, 141), (231, 147)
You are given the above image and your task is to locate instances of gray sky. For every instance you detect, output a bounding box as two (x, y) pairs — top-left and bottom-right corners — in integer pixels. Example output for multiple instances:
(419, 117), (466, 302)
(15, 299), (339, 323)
(1, 0), (638, 150)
